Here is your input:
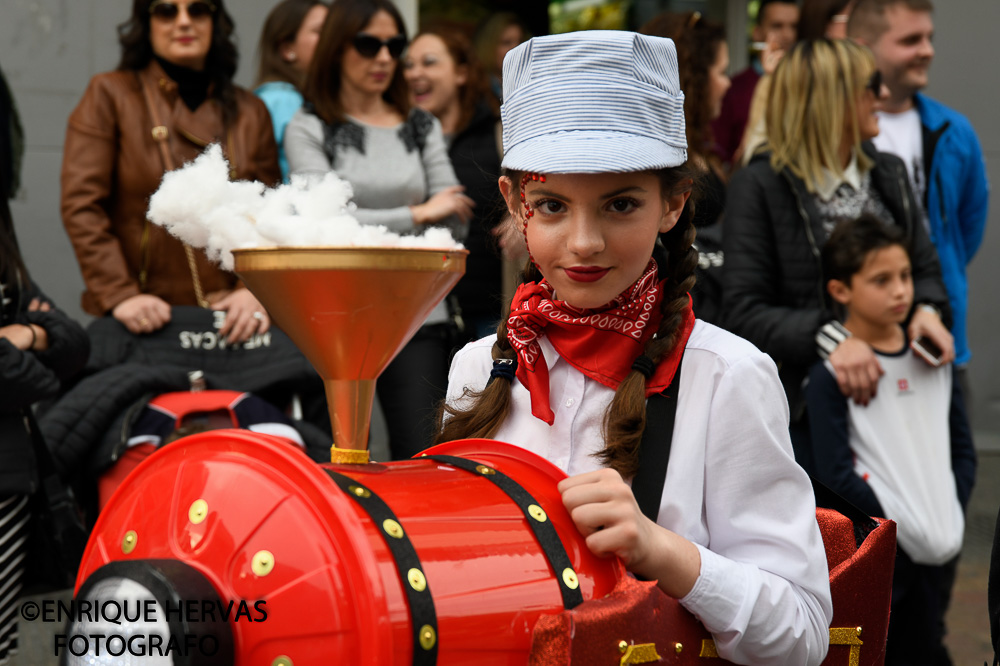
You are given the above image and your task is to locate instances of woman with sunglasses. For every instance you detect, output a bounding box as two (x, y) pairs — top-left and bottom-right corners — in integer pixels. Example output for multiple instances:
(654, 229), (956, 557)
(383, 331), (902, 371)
(721, 39), (952, 470)
(61, 0), (280, 344)
(285, 0), (473, 460)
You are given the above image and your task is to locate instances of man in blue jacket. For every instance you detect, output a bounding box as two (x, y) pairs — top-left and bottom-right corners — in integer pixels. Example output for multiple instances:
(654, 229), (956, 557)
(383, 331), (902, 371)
(849, 0), (990, 377)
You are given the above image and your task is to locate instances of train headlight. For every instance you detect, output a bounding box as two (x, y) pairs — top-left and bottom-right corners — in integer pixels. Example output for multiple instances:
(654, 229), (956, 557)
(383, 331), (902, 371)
(61, 560), (234, 666)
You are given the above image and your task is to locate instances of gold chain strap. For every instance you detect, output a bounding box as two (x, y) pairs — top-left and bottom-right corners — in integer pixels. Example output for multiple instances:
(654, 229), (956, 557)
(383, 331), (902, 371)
(139, 73), (210, 308)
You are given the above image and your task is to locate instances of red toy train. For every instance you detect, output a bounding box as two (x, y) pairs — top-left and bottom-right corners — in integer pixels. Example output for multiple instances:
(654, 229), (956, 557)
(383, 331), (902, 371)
(66, 432), (895, 666)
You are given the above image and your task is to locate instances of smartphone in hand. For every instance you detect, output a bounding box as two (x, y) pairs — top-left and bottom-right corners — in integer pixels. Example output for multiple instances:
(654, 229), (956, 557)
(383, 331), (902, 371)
(911, 336), (943, 367)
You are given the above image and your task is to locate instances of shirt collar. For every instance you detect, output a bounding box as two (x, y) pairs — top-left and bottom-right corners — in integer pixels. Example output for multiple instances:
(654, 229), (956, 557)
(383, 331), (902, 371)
(815, 153), (863, 202)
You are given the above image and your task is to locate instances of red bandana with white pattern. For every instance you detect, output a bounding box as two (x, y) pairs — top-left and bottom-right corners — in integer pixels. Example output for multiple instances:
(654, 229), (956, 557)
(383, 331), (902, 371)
(506, 259), (694, 425)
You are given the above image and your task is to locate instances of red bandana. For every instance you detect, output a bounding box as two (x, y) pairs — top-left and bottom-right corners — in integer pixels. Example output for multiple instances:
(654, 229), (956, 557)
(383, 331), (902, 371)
(506, 260), (695, 425)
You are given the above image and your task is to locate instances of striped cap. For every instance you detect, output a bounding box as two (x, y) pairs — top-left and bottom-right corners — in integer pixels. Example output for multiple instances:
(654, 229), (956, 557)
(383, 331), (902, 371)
(500, 31), (687, 174)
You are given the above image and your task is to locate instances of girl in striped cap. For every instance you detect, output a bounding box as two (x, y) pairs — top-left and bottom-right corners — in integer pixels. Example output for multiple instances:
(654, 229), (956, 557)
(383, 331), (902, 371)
(438, 30), (833, 665)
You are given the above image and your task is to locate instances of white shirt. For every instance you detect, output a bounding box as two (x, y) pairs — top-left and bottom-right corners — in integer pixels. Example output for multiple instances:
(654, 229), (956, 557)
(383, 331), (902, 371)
(874, 108), (930, 231)
(833, 350), (963, 565)
(446, 321), (833, 666)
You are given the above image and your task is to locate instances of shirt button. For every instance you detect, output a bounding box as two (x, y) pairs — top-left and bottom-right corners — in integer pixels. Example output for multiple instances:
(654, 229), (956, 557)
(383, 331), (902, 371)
(565, 398), (575, 407)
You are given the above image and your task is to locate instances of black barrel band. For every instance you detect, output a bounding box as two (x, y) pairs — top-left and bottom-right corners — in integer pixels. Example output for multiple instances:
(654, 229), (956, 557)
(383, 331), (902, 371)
(424, 454), (584, 609)
(326, 470), (438, 665)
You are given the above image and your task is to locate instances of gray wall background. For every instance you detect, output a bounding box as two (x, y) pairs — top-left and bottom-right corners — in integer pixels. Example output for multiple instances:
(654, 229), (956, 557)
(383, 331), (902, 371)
(2, 0), (997, 447)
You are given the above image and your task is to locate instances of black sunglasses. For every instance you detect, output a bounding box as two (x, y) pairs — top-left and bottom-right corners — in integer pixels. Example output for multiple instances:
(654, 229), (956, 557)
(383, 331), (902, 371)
(149, 0), (216, 20)
(353, 33), (407, 59)
(867, 70), (883, 95)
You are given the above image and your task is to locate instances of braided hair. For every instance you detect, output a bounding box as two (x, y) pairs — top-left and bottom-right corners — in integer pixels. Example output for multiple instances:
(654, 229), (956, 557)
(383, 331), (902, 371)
(435, 166), (699, 478)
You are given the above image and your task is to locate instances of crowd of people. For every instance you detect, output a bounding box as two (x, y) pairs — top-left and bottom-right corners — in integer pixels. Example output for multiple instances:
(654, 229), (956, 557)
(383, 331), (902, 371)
(0, 0), (990, 664)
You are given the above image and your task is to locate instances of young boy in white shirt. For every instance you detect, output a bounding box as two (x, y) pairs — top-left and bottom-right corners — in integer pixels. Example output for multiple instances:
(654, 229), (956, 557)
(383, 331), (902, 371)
(805, 215), (976, 665)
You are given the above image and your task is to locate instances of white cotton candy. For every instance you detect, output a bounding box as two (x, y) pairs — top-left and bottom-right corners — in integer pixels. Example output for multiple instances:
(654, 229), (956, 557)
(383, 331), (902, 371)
(146, 144), (464, 269)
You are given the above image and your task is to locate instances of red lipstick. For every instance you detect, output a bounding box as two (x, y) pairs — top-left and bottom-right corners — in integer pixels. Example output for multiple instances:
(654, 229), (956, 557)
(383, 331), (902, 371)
(565, 266), (610, 282)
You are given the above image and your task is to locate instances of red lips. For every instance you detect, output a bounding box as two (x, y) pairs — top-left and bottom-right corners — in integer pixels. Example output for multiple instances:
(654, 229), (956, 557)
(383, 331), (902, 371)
(564, 266), (610, 282)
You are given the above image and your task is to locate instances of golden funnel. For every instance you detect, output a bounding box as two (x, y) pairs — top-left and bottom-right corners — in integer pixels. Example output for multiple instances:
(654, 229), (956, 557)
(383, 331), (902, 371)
(233, 247), (467, 463)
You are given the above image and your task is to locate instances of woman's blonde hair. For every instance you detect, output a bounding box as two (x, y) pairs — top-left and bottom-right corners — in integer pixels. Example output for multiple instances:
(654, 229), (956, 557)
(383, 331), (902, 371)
(765, 39), (876, 191)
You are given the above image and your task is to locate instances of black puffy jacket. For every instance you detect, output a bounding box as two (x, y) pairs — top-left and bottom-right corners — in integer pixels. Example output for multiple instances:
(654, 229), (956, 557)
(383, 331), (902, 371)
(39, 307), (329, 478)
(448, 102), (505, 323)
(721, 144), (950, 417)
(1, 275), (89, 494)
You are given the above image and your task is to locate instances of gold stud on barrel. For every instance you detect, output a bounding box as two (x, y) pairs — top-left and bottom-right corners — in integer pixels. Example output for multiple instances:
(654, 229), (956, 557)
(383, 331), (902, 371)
(856, 627), (863, 637)
(189, 499), (208, 524)
(528, 504), (548, 522)
(272, 657), (293, 666)
(675, 642), (684, 654)
(475, 464), (495, 475)
(383, 519), (404, 539)
(252, 550), (275, 576)
(418, 625), (437, 650)
(562, 567), (579, 590)
(122, 530), (138, 554)
(618, 640), (628, 654)
(349, 485), (371, 499)
(408, 568), (427, 592)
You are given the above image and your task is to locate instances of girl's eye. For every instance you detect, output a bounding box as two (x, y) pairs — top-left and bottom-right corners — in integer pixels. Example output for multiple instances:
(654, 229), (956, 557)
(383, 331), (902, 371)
(608, 197), (638, 213)
(533, 199), (565, 214)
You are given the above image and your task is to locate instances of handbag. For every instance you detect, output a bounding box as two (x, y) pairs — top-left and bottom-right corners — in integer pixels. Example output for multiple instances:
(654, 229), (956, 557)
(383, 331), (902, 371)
(22, 409), (89, 592)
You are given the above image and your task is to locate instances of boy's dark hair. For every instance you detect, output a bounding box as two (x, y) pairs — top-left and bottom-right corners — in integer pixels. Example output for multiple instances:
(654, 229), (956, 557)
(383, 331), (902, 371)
(823, 215), (908, 285)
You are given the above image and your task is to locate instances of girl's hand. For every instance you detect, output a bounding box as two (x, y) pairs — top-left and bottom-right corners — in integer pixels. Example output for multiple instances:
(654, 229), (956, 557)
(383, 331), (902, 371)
(908, 306), (955, 366)
(112, 294), (171, 335)
(210, 288), (270, 344)
(828, 337), (883, 406)
(558, 468), (700, 598)
(411, 185), (475, 225)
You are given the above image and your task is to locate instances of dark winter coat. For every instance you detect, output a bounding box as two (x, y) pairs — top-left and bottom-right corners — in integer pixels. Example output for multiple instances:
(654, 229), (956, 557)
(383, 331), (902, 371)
(447, 102), (504, 322)
(1, 276), (89, 494)
(721, 144), (951, 417)
(38, 307), (329, 478)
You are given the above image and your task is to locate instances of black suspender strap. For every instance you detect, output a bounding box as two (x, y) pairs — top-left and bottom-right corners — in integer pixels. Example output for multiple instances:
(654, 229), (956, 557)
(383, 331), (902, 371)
(424, 455), (585, 610)
(631, 353), (684, 524)
(325, 470), (439, 665)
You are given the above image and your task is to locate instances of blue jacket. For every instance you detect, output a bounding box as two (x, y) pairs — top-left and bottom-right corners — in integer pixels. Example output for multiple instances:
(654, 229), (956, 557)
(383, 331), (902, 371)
(916, 93), (990, 365)
(254, 81), (304, 183)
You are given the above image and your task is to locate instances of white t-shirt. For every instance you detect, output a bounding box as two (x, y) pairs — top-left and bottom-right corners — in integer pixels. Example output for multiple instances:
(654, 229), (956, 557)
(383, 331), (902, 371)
(446, 320), (833, 666)
(829, 349), (964, 565)
(874, 108), (930, 231)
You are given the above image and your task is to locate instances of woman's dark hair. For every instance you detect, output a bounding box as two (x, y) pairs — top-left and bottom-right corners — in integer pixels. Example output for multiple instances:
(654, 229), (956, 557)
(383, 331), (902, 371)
(436, 166), (699, 479)
(822, 214), (908, 285)
(0, 73), (26, 285)
(798, 0), (853, 40)
(117, 0), (240, 127)
(0, 199), (26, 287)
(410, 27), (489, 135)
(304, 0), (410, 125)
(255, 0), (327, 88)
(640, 12), (727, 165)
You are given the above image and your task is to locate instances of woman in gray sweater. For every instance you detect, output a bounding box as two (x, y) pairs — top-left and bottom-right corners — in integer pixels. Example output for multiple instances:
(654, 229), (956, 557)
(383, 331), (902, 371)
(285, 0), (472, 459)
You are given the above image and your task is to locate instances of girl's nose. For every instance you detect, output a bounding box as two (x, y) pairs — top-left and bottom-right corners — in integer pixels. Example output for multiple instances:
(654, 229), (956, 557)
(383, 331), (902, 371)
(565, 216), (604, 257)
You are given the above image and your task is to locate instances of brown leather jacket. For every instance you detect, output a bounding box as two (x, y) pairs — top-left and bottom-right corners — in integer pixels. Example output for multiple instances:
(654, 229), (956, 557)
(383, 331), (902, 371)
(61, 61), (280, 315)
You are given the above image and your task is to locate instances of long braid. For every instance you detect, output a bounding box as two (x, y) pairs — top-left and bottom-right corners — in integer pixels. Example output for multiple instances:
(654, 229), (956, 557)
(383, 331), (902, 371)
(597, 170), (699, 478)
(434, 254), (542, 443)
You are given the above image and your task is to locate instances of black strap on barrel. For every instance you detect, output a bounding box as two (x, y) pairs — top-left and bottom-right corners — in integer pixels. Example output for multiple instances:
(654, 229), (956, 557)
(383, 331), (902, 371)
(424, 454), (585, 610)
(325, 470), (438, 665)
(631, 354), (684, 523)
